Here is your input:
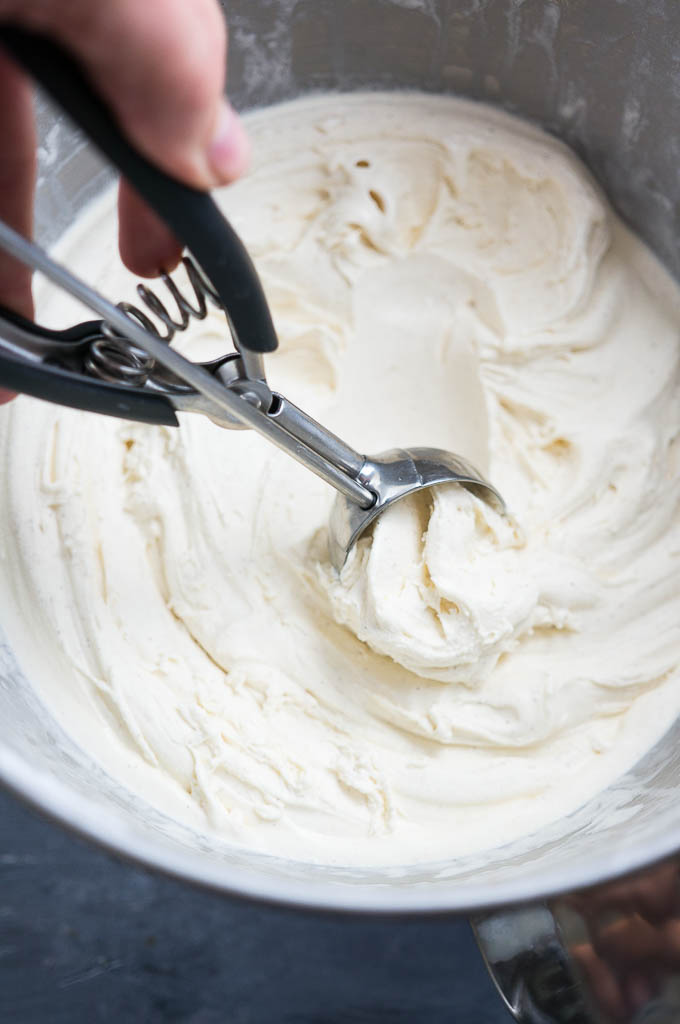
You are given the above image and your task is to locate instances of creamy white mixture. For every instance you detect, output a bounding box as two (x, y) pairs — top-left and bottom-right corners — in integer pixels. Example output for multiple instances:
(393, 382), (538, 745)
(1, 94), (680, 866)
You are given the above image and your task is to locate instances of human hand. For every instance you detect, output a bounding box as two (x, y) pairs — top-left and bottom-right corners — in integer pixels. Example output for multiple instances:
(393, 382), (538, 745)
(0, 0), (250, 405)
(567, 862), (680, 1020)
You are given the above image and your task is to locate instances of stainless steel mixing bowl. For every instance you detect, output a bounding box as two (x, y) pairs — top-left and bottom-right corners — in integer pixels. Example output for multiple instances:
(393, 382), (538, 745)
(2, 2), (680, 1020)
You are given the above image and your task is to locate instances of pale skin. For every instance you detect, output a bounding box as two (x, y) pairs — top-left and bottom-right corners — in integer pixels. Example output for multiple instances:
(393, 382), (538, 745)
(0, 0), (250, 404)
(568, 864), (680, 1019)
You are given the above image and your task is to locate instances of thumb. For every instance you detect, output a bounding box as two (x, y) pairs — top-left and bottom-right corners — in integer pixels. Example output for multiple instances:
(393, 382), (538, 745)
(12, 0), (250, 277)
(33, 0), (250, 188)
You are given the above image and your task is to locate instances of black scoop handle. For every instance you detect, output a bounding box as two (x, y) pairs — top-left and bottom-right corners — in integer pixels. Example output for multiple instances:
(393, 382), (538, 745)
(0, 25), (278, 355)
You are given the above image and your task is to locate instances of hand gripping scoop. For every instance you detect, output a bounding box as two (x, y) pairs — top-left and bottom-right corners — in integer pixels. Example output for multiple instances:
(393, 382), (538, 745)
(0, 27), (505, 569)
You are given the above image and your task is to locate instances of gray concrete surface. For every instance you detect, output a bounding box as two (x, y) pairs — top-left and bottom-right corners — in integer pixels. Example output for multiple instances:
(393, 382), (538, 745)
(0, 787), (509, 1023)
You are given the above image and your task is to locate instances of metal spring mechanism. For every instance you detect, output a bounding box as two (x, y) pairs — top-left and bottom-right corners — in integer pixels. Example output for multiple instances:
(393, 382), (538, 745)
(120, 255), (223, 343)
(84, 338), (155, 385)
(86, 255), (225, 386)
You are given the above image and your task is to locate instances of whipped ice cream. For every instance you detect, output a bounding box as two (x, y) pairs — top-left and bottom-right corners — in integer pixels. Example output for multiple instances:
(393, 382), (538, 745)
(1, 93), (679, 866)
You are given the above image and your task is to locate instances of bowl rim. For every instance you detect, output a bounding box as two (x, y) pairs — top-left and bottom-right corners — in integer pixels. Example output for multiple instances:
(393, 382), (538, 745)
(2, 743), (678, 914)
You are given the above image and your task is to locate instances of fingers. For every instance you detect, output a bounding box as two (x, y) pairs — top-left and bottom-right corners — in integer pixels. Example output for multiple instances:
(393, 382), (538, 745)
(0, 49), (35, 319)
(118, 181), (183, 278)
(88, 0), (249, 276)
(5, 0), (250, 277)
(572, 917), (666, 1020)
(571, 942), (627, 1020)
(565, 868), (680, 1021)
(16, 0), (249, 187)
(0, 49), (36, 404)
(0, 0), (250, 406)
(568, 863), (680, 926)
(592, 913), (665, 965)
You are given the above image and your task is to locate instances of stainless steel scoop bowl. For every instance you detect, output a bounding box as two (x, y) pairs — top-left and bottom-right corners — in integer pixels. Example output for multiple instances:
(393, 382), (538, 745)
(221, 375), (507, 569)
(249, 384), (506, 569)
(327, 447), (504, 569)
(225, 371), (507, 570)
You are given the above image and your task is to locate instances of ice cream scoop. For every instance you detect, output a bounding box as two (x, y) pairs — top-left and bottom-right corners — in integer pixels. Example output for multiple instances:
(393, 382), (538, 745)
(0, 27), (504, 568)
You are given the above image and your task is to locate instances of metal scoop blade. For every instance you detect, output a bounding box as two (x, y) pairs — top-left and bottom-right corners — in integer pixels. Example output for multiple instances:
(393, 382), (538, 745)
(328, 447), (505, 570)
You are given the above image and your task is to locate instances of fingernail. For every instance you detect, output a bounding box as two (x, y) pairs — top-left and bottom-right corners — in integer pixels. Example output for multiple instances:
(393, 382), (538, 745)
(208, 101), (250, 182)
